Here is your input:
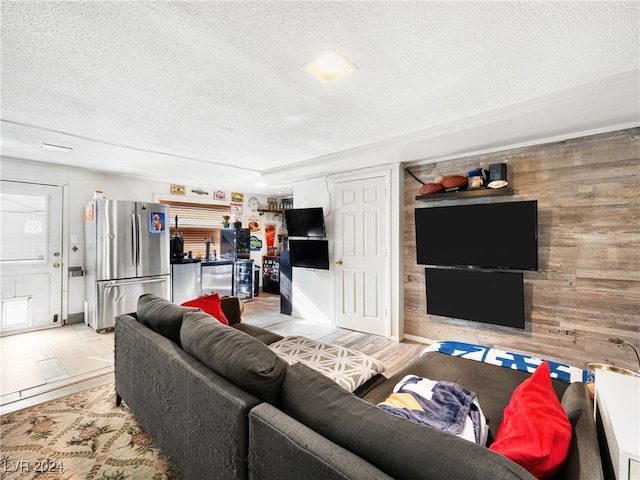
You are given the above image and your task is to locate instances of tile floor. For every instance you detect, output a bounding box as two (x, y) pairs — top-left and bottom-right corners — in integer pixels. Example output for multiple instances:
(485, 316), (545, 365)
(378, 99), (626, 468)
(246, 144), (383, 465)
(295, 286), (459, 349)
(1, 323), (115, 414)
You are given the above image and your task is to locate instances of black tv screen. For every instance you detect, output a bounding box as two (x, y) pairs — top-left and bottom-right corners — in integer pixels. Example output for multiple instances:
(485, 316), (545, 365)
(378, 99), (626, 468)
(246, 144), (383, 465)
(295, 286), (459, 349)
(415, 200), (538, 270)
(285, 207), (326, 237)
(289, 239), (329, 270)
(425, 267), (525, 329)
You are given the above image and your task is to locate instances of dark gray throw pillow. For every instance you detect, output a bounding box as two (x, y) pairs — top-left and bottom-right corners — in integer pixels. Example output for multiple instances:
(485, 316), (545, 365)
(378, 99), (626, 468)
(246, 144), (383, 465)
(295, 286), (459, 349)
(180, 310), (286, 404)
(281, 362), (535, 480)
(137, 294), (195, 346)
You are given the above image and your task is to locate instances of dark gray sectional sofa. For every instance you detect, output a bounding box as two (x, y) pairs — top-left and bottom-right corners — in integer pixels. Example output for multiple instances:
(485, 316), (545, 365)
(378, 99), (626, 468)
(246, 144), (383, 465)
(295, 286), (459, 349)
(115, 294), (603, 480)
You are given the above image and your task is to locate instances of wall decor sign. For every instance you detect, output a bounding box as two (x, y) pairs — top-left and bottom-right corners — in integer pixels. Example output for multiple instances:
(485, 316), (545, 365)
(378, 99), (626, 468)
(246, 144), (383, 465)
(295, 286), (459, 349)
(214, 191), (227, 200)
(231, 192), (244, 203)
(230, 202), (243, 214)
(171, 184), (186, 195)
(246, 215), (260, 233)
(185, 185), (213, 198)
(250, 236), (263, 251)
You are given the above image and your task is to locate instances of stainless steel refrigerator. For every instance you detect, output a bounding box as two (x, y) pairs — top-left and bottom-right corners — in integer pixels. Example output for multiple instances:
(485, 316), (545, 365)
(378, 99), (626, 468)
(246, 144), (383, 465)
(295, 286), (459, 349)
(84, 199), (170, 332)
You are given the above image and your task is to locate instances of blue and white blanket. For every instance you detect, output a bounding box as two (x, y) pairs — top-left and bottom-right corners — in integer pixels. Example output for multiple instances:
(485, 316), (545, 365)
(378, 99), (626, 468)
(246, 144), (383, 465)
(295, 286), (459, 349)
(421, 341), (593, 383)
(378, 375), (488, 445)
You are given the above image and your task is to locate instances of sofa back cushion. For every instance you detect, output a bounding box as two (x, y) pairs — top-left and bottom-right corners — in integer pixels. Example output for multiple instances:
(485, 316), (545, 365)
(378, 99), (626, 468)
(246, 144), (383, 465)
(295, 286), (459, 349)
(281, 362), (536, 480)
(137, 294), (195, 346)
(180, 310), (286, 404)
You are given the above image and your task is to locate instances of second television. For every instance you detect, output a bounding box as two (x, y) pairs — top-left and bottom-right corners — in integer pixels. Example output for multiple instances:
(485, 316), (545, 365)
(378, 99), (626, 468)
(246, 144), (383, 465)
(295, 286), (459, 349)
(289, 239), (330, 270)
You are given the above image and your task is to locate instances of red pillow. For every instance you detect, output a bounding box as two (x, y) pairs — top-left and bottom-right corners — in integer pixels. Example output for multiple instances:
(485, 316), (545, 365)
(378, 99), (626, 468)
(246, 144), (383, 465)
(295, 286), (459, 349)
(489, 361), (571, 479)
(181, 293), (229, 325)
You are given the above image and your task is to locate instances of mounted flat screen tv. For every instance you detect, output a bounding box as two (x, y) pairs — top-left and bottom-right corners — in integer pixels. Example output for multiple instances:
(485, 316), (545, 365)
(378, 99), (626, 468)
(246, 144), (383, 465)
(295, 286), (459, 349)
(284, 207), (326, 237)
(415, 200), (538, 271)
(289, 239), (330, 270)
(425, 267), (525, 329)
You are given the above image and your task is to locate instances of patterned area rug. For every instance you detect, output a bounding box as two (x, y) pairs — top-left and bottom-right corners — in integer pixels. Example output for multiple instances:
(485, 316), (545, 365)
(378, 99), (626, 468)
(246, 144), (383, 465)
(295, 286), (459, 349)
(1, 382), (180, 479)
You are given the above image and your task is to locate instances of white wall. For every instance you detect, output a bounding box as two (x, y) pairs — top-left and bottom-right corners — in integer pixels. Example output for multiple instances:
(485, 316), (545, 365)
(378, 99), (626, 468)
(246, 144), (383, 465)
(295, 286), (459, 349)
(290, 177), (335, 325)
(0, 157), (282, 318)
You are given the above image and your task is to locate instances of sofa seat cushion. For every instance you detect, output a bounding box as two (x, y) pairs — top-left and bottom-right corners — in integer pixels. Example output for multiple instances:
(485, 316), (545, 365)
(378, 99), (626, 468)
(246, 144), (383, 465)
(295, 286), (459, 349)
(269, 335), (386, 392)
(362, 352), (569, 442)
(378, 374), (489, 445)
(490, 362), (572, 479)
(180, 310), (286, 404)
(281, 362), (536, 480)
(181, 293), (229, 325)
(137, 293), (195, 346)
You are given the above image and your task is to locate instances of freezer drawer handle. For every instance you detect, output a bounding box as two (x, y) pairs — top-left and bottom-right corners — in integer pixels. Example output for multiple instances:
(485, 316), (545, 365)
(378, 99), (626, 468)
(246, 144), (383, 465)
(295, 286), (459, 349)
(103, 278), (167, 288)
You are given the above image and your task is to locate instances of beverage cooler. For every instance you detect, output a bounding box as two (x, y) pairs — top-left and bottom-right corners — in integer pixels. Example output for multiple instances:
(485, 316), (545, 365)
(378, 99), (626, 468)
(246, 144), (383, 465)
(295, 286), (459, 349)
(233, 259), (254, 301)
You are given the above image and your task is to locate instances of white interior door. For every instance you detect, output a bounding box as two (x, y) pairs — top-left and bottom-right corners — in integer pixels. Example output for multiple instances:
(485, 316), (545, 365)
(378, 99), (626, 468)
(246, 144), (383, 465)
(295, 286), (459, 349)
(0, 180), (63, 334)
(335, 175), (389, 336)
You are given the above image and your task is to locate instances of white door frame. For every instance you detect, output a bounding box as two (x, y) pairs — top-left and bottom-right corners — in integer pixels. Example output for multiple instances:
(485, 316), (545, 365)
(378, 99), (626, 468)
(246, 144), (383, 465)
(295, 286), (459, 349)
(333, 169), (392, 338)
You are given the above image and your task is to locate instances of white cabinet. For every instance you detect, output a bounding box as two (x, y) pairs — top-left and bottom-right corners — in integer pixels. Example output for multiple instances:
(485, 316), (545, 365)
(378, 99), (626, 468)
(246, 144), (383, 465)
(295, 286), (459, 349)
(595, 370), (640, 479)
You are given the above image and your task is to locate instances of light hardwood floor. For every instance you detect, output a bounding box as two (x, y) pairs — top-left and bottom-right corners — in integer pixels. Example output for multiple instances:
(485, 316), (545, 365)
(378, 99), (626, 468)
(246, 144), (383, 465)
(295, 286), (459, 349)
(1, 293), (426, 414)
(242, 294), (427, 377)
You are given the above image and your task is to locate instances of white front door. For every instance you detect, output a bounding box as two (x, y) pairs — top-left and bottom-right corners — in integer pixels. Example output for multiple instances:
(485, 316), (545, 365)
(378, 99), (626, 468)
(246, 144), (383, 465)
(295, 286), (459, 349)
(334, 175), (389, 336)
(0, 180), (63, 335)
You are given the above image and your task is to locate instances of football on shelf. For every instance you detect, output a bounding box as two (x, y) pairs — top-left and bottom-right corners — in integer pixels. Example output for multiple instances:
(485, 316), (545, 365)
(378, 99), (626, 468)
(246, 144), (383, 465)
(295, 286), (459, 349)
(441, 175), (468, 189)
(418, 183), (444, 195)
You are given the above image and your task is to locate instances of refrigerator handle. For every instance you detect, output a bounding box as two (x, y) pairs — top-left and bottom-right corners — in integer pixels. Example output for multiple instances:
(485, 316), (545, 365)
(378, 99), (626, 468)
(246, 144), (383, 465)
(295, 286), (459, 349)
(137, 214), (143, 267)
(131, 214), (138, 268)
(104, 277), (168, 288)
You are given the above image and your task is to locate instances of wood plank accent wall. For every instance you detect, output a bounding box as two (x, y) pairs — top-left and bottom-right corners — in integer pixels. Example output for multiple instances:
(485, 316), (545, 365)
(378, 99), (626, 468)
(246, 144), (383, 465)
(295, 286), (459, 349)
(403, 127), (640, 371)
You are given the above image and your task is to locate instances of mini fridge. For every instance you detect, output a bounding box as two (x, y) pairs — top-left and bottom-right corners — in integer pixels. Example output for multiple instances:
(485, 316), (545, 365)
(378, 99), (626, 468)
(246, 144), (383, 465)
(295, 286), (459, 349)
(233, 259), (254, 301)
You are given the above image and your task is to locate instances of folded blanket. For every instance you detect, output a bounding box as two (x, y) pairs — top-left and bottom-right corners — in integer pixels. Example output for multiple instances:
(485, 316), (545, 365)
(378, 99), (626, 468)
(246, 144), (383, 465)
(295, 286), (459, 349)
(378, 375), (488, 445)
(421, 341), (592, 383)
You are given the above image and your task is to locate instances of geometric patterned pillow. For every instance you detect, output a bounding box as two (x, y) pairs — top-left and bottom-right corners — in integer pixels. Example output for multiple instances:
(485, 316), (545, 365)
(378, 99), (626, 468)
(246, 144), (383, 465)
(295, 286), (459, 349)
(269, 335), (386, 392)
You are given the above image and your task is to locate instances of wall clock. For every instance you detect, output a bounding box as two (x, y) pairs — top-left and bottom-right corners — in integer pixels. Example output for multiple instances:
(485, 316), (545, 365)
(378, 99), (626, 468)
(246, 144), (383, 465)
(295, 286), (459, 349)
(248, 197), (260, 211)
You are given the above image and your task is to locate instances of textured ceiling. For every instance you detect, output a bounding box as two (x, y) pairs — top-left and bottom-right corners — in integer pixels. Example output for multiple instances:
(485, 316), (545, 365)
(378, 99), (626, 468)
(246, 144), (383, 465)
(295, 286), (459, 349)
(1, 1), (639, 194)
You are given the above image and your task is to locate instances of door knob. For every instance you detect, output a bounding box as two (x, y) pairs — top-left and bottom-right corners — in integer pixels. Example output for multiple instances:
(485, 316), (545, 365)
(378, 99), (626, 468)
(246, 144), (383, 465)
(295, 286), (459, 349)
(336, 260), (343, 265)
(53, 262), (60, 268)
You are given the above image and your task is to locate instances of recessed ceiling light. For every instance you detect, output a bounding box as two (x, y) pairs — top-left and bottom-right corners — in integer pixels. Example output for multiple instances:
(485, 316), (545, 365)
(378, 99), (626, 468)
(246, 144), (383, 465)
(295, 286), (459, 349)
(304, 49), (357, 83)
(41, 143), (73, 152)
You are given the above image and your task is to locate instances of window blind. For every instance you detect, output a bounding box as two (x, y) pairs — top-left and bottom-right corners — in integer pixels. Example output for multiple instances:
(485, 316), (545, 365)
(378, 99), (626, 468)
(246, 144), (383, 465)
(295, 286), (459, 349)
(161, 200), (230, 258)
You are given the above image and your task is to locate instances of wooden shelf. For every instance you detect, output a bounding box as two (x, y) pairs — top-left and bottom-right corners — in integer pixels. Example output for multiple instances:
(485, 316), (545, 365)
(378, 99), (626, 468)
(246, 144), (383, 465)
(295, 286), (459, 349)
(258, 208), (283, 215)
(416, 187), (513, 202)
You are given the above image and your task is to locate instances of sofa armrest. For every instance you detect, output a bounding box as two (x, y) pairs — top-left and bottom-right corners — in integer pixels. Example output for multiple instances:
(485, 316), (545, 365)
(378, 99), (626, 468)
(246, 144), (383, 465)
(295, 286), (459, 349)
(556, 382), (603, 480)
(221, 295), (242, 325)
